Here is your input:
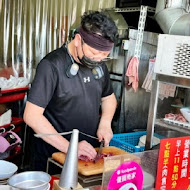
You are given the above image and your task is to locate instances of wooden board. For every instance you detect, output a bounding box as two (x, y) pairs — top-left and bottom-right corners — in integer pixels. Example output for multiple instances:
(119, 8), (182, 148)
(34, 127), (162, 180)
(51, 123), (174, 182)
(53, 180), (82, 190)
(52, 146), (139, 176)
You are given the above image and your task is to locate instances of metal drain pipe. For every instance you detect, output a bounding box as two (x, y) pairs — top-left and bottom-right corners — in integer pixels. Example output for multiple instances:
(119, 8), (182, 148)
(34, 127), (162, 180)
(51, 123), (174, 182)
(155, 0), (190, 35)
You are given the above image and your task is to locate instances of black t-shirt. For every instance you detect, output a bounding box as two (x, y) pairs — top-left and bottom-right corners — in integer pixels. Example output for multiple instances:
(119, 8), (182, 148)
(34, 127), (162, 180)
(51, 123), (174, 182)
(28, 45), (113, 147)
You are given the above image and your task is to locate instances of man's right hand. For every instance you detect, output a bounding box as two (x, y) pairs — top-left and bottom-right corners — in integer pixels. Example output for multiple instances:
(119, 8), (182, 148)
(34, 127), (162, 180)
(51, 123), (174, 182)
(78, 140), (97, 160)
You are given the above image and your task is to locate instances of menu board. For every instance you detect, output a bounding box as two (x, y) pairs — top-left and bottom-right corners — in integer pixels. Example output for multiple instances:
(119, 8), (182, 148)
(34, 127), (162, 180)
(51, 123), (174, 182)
(156, 136), (190, 190)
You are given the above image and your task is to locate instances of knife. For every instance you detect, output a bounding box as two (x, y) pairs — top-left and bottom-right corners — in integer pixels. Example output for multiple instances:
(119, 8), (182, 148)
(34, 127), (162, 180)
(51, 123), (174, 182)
(94, 139), (104, 163)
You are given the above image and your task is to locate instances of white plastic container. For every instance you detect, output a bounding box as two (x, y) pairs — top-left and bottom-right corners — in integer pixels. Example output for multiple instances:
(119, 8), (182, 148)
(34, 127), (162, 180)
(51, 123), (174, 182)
(180, 107), (190, 123)
(138, 135), (160, 147)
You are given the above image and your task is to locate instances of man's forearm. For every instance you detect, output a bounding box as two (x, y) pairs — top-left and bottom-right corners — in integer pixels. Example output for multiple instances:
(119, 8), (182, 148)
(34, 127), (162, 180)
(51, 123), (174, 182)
(24, 102), (69, 153)
(27, 116), (69, 153)
(96, 93), (117, 145)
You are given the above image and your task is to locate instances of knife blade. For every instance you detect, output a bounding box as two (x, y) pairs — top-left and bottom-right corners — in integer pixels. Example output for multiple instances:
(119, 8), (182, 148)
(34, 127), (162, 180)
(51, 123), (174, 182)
(94, 139), (104, 163)
(34, 131), (99, 140)
(34, 131), (73, 137)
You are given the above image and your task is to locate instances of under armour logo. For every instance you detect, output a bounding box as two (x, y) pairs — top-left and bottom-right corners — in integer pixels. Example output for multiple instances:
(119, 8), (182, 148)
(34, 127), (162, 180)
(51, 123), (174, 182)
(83, 77), (90, 83)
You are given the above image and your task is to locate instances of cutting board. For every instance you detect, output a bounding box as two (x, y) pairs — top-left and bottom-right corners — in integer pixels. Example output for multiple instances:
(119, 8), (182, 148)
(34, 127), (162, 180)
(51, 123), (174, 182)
(52, 146), (139, 176)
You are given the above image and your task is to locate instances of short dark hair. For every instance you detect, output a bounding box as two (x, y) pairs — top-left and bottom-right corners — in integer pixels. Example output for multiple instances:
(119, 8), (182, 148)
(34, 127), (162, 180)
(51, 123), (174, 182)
(81, 11), (118, 44)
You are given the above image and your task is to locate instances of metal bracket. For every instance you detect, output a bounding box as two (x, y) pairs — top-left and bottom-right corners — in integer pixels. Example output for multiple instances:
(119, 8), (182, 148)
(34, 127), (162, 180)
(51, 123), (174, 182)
(106, 6), (155, 13)
(134, 6), (148, 59)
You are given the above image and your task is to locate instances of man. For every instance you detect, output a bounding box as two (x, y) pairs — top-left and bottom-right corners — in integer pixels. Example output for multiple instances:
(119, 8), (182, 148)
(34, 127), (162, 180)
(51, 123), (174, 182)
(24, 11), (118, 171)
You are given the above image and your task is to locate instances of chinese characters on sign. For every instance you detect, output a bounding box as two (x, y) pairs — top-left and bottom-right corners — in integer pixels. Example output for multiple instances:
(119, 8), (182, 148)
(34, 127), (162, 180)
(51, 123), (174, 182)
(156, 136), (190, 190)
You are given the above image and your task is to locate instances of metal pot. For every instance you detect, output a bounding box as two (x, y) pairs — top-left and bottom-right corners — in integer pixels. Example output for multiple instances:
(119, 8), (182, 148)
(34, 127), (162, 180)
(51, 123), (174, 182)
(8, 171), (51, 190)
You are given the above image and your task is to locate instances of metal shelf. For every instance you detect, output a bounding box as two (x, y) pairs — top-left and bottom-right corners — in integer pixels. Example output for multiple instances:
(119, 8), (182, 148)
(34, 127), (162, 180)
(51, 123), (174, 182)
(145, 35), (190, 150)
(105, 6), (155, 13)
(155, 119), (190, 135)
(155, 74), (190, 88)
(145, 74), (190, 150)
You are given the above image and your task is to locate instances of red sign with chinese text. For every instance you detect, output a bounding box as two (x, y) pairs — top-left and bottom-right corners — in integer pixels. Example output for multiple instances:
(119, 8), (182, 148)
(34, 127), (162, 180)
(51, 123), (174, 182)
(156, 136), (190, 190)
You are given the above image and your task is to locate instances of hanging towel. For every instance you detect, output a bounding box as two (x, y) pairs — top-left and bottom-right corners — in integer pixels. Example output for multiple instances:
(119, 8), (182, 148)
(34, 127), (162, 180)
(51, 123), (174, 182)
(126, 57), (139, 92)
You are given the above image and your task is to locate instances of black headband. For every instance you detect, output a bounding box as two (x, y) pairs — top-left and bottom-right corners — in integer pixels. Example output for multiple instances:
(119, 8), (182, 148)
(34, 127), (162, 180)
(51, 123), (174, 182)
(79, 27), (114, 51)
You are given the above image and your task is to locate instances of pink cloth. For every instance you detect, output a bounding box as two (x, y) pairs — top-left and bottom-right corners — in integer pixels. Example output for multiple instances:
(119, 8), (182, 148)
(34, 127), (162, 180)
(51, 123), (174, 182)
(126, 57), (139, 92)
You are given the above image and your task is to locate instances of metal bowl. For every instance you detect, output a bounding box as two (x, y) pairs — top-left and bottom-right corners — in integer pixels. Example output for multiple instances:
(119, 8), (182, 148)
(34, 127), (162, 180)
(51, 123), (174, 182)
(8, 171), (51, 190)
(0, 160), (18, 180)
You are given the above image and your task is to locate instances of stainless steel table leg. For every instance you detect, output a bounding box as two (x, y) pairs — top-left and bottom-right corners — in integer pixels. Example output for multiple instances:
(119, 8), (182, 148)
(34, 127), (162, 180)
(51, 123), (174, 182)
(46, 158), (62, 173)
(46, 158), (50, 173)
(21, 124), (28, 169)
(145, 80), (160, 150)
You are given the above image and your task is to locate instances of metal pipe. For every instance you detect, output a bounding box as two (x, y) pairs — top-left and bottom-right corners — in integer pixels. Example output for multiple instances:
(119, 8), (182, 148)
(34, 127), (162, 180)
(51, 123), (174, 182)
(88, 0), (93, 10)
(81, 0), (87, 16)
(0, 0), (2, 14)
(28, 0), (34, 81)
(67, 0), (73, 41)
(35, 0), (41, 64)
(58, 0), (63, 47)
(11, 0), (17, 77)
(48, 0), (53, 53)
(40, 0), (48, 58)
(155, 0), (190, 35)
(16, 0), (23, 71)
(62, 0), (67, 43)
(23, 0), (27, 78)
(3, 0), (10, 67)
(53, 0), (58, 50)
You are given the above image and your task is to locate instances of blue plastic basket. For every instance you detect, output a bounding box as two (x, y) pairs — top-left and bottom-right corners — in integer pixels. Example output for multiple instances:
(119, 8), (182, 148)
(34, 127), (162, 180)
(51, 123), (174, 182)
(110, 131), (165, 153)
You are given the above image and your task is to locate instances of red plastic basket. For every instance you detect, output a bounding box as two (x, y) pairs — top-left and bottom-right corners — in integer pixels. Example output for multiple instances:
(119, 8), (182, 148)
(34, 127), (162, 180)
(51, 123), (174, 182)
(0, 117), (24, 133)
(0, 86), (28, 103)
